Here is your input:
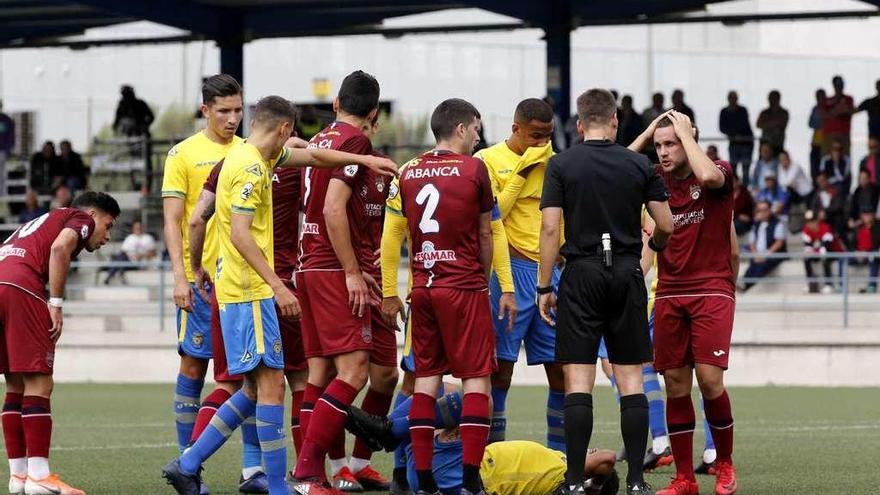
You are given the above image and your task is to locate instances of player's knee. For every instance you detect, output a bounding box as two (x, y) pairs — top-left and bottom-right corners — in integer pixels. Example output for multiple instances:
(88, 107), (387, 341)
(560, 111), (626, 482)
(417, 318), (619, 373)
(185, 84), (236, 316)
(662, 369), (692, 397)
(544, 363), (565, 391)
(695, 370), (725, 399)
(285, 370), (308, 391)
(491, 362), (514, 390)
(179, 356), (208, 380)
(306, 358), (336, 387)
(369, 365), (399, 394)
(22, 373), (53, 397)
(4, 373), (25, 393)
(241, 378), (258, 401)
(215, 380), (242, 394)
(400, 371), (416, 396)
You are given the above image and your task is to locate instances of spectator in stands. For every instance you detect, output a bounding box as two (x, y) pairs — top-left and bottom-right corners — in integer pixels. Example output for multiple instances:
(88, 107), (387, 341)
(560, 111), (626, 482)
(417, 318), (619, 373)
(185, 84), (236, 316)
(543, 96), (568, 151)
(802, 209), (844, 294)
(742, 200), (787, 291)
(643, 92), (665, 125)
(29, 141), (60, 194)
(104, 219), (157, 284)
(49, 184), (72, 210)
(818, 140), (852, 197)
(706, 144), (720, 161)
(17, 189), (46, 223)
(859, 136), (878, 186)
(615, 95), (644, 147)
(671, 88), (695, 122)
(856, 79), (880, 141)
(733, 174), (755, 236)
(719, 90), (754, 184)
(811, 172), (847, 239)
(751, 142), (778, 189)
(113, 85), (154, 138)
(756, 90), (789, 154)
(777, 150), (813, 206)
(854, 208), (880, 293)
(58, 140), (87, 192)
(756, 173), (789, 218)
(820, 75), (855, 155)
(848, 170), (879, 233)
(809, 89), (827, 179)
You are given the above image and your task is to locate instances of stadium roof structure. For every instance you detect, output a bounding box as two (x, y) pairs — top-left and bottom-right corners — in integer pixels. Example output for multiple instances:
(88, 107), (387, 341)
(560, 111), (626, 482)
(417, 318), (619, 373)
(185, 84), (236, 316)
(3, 0), (880, 120)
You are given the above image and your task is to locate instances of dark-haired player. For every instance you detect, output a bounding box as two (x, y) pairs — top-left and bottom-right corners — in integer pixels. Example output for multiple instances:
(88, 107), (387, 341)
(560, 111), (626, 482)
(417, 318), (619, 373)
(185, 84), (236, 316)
(1, 191), (120, 495)
(474, 98), (563, 450)
(392, 98), (497, 495)
(629, 111), (738, 495)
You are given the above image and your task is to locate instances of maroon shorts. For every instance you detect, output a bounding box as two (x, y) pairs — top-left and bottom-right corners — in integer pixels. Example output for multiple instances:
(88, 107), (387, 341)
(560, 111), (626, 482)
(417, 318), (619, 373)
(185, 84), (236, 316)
(369, 306), (398, 368)
(0, 284), (54, 375)
(653, 294), (735, 372)
(279, 280), (306, 372)
(410, 287), (496, 379)
(295, 270), (372, 359)
(210, 292), (242, 383)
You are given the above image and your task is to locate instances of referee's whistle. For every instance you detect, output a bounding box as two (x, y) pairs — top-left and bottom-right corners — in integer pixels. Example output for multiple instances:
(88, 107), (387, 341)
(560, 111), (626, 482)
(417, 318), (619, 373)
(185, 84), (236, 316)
(602, 233), (612, 268)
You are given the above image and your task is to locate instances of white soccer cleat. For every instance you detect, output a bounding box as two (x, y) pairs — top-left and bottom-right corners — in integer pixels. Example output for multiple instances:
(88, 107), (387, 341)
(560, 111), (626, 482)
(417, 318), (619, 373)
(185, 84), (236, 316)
(8, 474), (26, 494)
(24, 474), (85, 495)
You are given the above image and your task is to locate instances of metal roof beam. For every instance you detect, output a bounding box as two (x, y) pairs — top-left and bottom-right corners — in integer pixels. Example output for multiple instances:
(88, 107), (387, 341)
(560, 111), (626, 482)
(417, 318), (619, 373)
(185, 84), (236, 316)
(72, 0), (226, 36)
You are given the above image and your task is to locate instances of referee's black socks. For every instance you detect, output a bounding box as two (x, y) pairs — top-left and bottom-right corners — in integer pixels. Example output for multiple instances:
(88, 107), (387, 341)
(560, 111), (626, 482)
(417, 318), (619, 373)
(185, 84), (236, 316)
(620, 393), (650, 485)
(563, 393), (593, 487)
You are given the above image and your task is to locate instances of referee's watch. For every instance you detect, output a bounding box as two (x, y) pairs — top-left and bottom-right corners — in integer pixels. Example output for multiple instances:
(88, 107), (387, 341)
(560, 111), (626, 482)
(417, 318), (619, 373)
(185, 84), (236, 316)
(535, 285), (554, 295)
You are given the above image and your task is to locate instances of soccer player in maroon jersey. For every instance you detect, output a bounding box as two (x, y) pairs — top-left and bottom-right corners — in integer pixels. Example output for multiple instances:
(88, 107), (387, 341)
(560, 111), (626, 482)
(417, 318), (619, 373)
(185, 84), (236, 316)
(0, 191), (119, 495)
(630, 111), (738, 495)
(395, 99), (496, 495)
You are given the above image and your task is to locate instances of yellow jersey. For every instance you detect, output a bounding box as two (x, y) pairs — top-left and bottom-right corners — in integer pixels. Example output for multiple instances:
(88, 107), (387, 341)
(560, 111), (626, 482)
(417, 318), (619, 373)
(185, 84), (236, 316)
(162, 131), (243, 282)
(214, 142), (287, 303)
(480, 441), (566, 495)
(475, 142), (553, 261)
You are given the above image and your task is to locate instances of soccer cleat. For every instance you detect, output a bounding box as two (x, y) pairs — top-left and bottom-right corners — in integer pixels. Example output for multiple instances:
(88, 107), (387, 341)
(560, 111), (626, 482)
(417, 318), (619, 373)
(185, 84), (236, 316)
(200, 481), (211, 495)
(654, 475), (699, 495)
(390, 477), (414, 495)
(9, 474), (25, 494)
(695, 461), (716, 476)
(644, 447), (674, 471)
(331, 467), (363, 493)
(345, 405), (399, 452)
(23, 474), (85, 495)
(552, 483), (586, 495)
(627, 480), (653, 494)
(161, 459), (202, 495)
(352, 466), (390, 491)
(714, 461), (737, 495)
(290, 478), (344, 495)
(239, 472), (269, 494)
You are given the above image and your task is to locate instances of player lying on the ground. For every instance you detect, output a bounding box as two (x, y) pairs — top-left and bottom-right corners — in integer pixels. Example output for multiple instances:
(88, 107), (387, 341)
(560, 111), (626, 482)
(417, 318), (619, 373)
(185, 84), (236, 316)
(343, 386), (620, 495)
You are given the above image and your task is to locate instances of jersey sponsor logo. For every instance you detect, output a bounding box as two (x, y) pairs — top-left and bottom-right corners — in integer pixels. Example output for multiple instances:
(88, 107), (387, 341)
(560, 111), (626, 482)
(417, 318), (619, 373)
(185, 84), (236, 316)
(80, 225), (90, 239)
(272, 173), (280, 183)
(387, 181), (399, 200)
(195, 160), (216, 168)
(404, 166), (461, 180)
(301, 222), (319, 235)
(344, 165), (359, 177)
(672, 208), (705, 228)
(241, 182), (255, 200)
(365, 203), (383, 217)
(414, 241), (456, 269)
(689, 183), (701, 200)
(246, 164), (262, 176)
(0, 245), (26, 261)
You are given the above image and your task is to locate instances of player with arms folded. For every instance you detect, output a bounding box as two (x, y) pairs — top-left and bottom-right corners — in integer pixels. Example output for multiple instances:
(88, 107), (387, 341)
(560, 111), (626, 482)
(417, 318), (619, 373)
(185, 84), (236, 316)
(0, 191), (120, 495)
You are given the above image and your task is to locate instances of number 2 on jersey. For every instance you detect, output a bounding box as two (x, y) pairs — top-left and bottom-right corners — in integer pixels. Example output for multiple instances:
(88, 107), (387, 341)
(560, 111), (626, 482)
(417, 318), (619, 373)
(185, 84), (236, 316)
(416, 183), (440, 234)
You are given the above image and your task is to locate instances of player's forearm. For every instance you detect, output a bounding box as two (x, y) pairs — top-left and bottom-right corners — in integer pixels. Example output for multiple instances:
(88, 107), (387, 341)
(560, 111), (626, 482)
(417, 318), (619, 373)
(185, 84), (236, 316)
(380, 214), (407, 297)
(230, 222), (284, 291)
(163, 199), (187, 281)
(497, 177), (525, 218)
(188, 219), (207, 273)
(325, 208), (360, 274)
(491, 219), (514, 292)
(682, 136), (724, 188)
(285, 147), (367, 169)
(538, 224), (560, 287)
(628, 128), (653, 153)
(48, 232), (77, 299)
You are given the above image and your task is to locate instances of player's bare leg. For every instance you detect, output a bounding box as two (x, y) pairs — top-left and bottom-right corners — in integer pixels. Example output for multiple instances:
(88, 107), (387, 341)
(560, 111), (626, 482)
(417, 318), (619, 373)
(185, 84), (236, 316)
(657, 367), (699, 495)
(695, 364), (736, 495)
(349, 364), (397, 490)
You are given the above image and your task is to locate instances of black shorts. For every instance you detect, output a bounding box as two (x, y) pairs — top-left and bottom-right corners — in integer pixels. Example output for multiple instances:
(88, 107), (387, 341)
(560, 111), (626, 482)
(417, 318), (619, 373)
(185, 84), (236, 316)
(555, 257), (652, 365)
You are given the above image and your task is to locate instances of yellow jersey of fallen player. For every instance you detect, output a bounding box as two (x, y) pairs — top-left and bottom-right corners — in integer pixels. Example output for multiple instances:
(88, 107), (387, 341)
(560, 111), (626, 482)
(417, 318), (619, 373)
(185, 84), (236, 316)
(480, 440), (567, 495)
(162, 131), (243, 282)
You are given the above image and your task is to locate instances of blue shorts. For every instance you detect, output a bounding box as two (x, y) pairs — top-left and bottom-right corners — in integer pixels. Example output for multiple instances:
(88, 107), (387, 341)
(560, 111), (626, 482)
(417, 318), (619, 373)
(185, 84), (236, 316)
(489, 257), (561, 365)
(400, 305), (416, 373)
(598, 301), (655, 360)
(406, 438), (463, 494)
(177, 283), (213, 359)
(218, 298), (284, 376)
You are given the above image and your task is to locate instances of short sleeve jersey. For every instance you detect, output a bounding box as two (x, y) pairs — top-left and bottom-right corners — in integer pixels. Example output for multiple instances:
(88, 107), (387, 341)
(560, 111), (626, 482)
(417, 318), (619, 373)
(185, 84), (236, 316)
(480, 441), (566, 495)
(162, 131), (243, 282)
(298, 121), (372, 271)
(0, 209), (94, 298)
(656, 160), (735, 297)
(214, 142), (288, 303)
(393, 150), (494, 290)
(271, 167), (301, 281)
(360, 155), (392, 280)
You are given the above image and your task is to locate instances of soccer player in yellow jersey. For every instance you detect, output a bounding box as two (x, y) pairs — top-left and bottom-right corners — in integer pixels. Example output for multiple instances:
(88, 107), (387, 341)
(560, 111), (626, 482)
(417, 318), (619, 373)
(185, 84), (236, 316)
(163, 96), (398, 495)
(472, 98), (566, 450)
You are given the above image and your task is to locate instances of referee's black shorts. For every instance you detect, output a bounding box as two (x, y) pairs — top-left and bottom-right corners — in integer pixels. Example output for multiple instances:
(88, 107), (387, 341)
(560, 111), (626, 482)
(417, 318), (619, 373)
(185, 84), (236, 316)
(555, 256), (653, 365)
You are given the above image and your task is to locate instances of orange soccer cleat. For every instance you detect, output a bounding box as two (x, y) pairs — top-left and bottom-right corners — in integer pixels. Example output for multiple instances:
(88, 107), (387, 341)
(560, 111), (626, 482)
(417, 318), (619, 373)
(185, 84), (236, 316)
(714, 461), (737, 495)
(353, 465), (391, 491)
(24, 474), (86, 495)
(655, 474), (699, 495)
(332, 467), (364, 493)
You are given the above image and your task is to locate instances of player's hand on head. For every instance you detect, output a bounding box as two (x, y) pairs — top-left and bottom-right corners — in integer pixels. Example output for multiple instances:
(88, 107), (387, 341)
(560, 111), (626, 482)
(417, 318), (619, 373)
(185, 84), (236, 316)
(538, 292), (557, 327)
(498, 292), (518, 332)
(381, 297), (405, 328)
(173, 279), (193, 312)
(275, 285), (300, 319)
(365, 156), (399, 177)
(646, 109), (672, 134)
(345, 271), (371, 317)
(192, 267), (212, 303)
(668, 111), (695, 139)
(48, 305), (63, 343)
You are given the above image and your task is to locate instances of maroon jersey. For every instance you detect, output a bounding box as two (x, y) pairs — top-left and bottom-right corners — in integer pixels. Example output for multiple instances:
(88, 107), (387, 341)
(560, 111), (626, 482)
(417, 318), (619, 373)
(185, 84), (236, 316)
(656, 160), (735, 297)
(361, 166), (391, 279)
(272, 167), (301, 281)
(298, 121), (372, 271)
(398, 150), (494, 290)
(203, 160), (222, 194)
(0, 209), (94, 298)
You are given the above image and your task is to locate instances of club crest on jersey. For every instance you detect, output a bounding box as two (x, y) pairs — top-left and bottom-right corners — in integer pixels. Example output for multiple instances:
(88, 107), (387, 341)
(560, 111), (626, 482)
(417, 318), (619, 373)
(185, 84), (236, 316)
(241, 182), (255, 200)
(344, 165), (359, 177)
(414, 241), (456, 269)
(80, 225), (90, 239)
(375, 177), (385, 193)
(192, 332), (204, 349)
(361, 326), (372, 344)
(387, 182), (399, 200)
(689, 184), (701, 200)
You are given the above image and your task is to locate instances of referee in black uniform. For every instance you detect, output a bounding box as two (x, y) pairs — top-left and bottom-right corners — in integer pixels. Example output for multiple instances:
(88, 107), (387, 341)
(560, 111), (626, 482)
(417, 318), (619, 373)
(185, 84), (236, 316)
(537, 88), (673, 495)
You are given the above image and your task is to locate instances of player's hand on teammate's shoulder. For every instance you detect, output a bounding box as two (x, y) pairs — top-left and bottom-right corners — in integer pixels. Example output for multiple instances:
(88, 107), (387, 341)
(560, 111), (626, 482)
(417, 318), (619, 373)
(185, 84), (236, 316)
(381, 296), (405, 329)
(274, 283), (300, 319)
(538, 292), (557, 327)
(497, 292), (518, 332)
(363, 155), (399, 177)
(48, 304), (63, 343)
(173, 278), (194, 312)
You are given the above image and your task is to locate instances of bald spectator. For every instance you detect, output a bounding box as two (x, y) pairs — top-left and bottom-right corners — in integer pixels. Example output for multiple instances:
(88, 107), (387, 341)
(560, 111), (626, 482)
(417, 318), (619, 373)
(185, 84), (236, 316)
(756, 90), (789, 154)
(671, 88), (695, 122)
(820, 75), (855, 155)
(856, 79), (880, 140)
(719, 90), (754, 184)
